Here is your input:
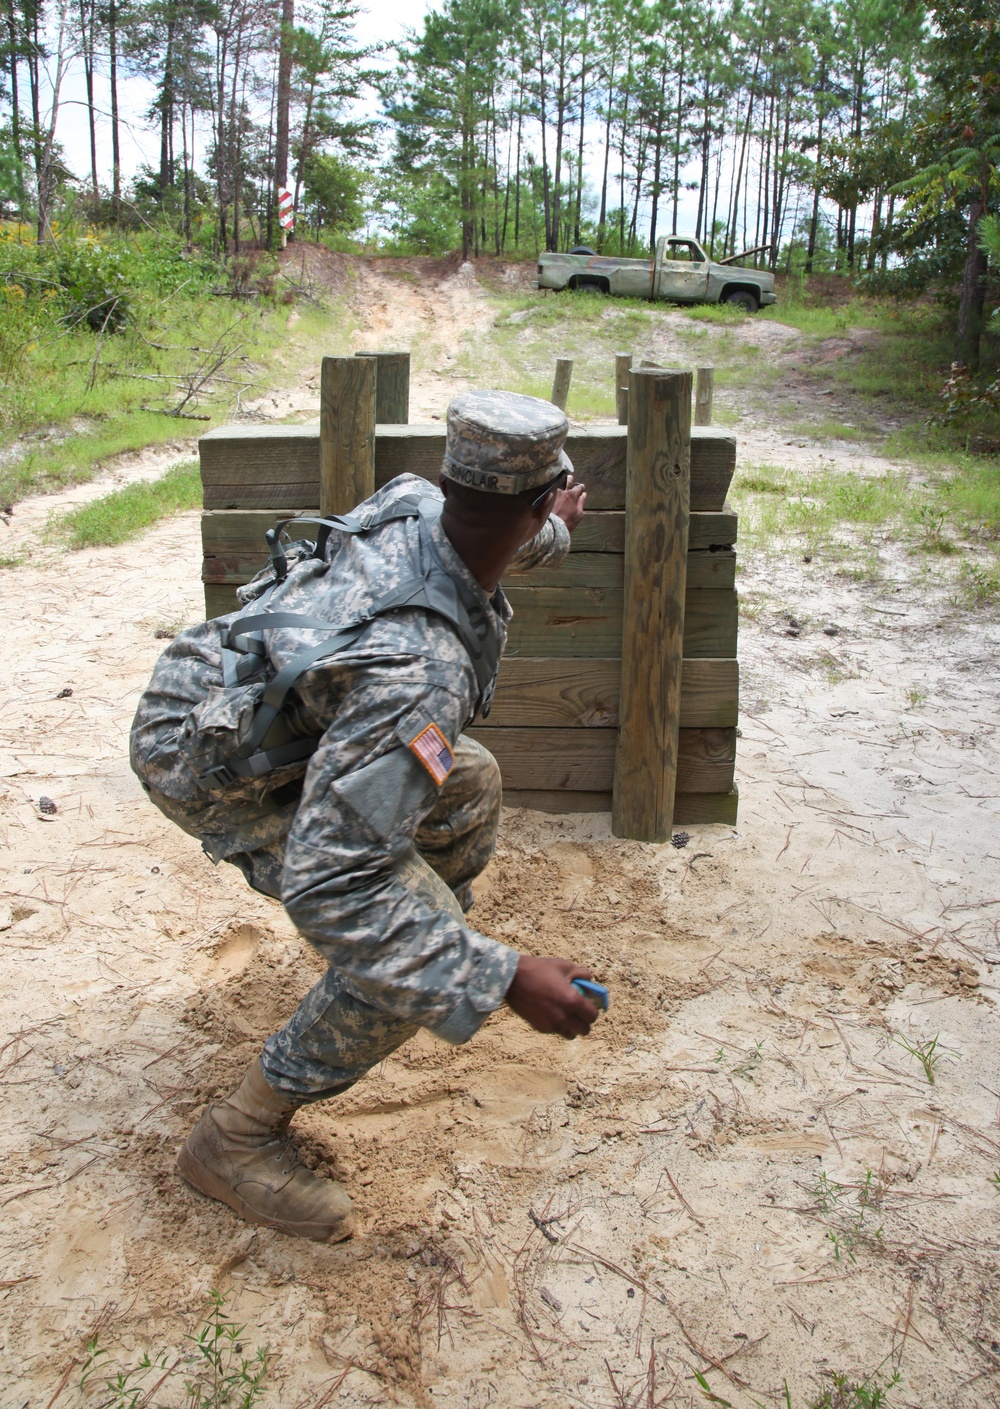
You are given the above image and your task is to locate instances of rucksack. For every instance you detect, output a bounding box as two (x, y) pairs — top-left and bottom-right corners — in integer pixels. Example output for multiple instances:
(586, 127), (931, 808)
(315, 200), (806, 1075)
(192, 491), (502, 791)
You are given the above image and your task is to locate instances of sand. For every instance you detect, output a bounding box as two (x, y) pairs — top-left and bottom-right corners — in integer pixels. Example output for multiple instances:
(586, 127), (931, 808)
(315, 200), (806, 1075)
(2, 261), (1000, 1408)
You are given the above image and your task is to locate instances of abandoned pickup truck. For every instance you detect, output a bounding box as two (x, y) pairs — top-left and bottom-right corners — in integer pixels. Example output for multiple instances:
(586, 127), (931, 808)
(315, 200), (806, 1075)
(536, 235), (777, 312)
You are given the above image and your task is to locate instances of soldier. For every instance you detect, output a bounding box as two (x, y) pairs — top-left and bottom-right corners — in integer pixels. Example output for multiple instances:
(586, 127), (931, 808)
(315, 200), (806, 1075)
(130, 389), (602, 1244)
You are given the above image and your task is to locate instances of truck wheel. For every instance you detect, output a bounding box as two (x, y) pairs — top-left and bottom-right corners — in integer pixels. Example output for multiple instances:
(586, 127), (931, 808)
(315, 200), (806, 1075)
(569, 276), (608, 295)
(569, 245), (597, 256)
(724, 289), (759, 313)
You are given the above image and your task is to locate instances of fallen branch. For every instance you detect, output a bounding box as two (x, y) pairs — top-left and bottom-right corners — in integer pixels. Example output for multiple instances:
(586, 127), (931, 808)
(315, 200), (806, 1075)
(139, 405), (212, 421)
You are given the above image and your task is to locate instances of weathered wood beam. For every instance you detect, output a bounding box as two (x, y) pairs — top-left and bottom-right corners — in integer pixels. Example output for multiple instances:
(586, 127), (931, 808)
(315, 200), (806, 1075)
(466, 726), (736, 794)
(320, 355), (375, 515)
(474, 657), (739, 729)
(198, 423), (736, 512)
(502, 787), (739, 825)
(612, 366), (691, 840)
(200, 507), (738, 560)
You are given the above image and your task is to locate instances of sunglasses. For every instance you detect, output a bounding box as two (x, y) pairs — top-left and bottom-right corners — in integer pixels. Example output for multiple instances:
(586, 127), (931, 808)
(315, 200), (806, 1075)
(530, 468), (569, 510)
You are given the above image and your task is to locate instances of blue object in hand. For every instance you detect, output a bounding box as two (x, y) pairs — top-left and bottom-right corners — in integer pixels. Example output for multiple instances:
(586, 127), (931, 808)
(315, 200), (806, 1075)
(572, 978), (610, 1011)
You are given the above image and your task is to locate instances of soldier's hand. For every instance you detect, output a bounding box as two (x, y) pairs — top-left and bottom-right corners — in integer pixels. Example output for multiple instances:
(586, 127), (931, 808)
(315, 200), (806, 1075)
(552, 475), (586, 532)
(505, 955), (600, 1039)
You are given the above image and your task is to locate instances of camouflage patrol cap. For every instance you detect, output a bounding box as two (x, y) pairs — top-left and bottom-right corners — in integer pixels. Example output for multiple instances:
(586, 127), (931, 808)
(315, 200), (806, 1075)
(442, 389), (572, 495)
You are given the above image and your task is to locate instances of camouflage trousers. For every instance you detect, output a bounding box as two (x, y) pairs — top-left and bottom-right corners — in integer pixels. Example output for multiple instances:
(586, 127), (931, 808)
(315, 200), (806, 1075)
(150, 736), (501, 1101)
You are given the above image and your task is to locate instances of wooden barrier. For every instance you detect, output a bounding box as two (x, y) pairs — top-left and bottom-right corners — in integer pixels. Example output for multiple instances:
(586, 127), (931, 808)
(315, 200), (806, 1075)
(198, 352), (740, 831)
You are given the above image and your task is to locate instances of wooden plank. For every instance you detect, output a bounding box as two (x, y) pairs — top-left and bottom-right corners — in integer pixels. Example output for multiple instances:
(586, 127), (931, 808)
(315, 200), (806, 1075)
(504, 790), (612, 814)
(501, 587), (737, 659)
(570, 507), (737, 552)
(321, 355), (375, 515)
(205, 583), (239, 618)
(512, 547), (734, 591)
(484, 659), (621, 728)
(201, 538), (735, 594)
(355, 350), (409, 423)
(502, 786), (739, 824)
(478, 657), (738, 729)
(673, 787), (739, 825)
(198, 505), (736, 555)
(199, 424), (736, 512)
(678, 658), (739, 727)
(468, 726), (735, 794)
(205, 576), (737, 659)
(612, 366), (691, 839)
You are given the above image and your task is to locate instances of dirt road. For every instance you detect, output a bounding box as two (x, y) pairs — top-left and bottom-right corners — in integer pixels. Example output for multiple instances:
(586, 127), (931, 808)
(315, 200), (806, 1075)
(2, 259), (999, 1408)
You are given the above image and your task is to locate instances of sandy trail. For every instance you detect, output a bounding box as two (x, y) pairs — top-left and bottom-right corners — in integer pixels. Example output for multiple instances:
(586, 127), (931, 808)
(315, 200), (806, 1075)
(2, 266), (1000, 1408)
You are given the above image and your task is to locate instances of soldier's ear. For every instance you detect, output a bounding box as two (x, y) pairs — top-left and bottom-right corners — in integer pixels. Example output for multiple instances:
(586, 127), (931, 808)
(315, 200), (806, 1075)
(439, 475), (450, 498)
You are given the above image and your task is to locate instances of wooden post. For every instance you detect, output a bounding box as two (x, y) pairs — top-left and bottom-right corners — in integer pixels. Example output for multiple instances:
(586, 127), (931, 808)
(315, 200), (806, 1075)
(355, 349), (410, 423)
(551, 357), (573, 411)
(695, 365), (714, 426)
(320, 355), (376, 516)
(615, 351), (632, 425)
(612, 366), (692, 841)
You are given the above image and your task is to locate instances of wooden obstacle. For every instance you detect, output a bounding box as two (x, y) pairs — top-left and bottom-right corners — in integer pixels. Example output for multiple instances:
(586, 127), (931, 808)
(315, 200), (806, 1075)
(198, 350), (740, 836)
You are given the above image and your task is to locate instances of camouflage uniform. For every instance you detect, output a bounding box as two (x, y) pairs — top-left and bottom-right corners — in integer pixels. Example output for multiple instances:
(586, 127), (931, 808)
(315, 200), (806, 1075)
(131, 392), (572, 1100)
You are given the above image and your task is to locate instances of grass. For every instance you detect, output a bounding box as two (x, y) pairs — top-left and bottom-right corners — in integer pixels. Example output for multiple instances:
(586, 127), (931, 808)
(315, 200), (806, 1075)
(0, 302), (335, 508)
(892, 1031), (945, 1085)
(458, 288), (657, 418)
(697, 1361), (900, 1409)
(730, 455), (1000, 600)
(78, 1289), (269, 1407)
(804, 1167), (887, 1264)
(0, 225), (350, 506)
(49, 459), (201, 548)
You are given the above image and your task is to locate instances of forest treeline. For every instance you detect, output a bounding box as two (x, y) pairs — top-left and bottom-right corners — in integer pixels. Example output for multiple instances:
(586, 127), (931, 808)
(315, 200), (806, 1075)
(0, 0), (998, 365)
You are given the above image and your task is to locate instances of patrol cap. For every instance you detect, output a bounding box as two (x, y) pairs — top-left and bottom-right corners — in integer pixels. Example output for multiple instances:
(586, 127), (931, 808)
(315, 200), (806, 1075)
(442, 389), (572, 496)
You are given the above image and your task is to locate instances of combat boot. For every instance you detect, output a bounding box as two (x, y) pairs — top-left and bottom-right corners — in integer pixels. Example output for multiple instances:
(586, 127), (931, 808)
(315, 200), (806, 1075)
(177, 1058), (355, 1242)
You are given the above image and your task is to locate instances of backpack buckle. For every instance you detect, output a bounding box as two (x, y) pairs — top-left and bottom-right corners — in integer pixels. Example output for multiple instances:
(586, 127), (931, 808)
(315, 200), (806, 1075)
(197, 763), (236, 789)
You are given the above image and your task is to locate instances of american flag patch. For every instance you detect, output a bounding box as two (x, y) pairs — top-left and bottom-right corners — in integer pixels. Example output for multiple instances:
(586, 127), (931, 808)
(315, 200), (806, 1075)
(408, 722), (455, 786)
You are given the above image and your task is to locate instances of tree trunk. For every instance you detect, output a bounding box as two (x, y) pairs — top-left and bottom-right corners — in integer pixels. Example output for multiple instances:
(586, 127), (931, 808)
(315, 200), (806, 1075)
(671, 32), (685, 235)
(7, 3), (20, 176)
(648, 56), (667, 252)
(78, 0), (98, 201)
(596, 48), (616, 251)
(805, 68), (826, 273)
(574, 5), (589, 246)
(109, 0), (120, 223)
(274, 0), (293, 246)
(695, 66), (712, 241)
(158, 17), (175, 193)
(955, 196), (988, 369)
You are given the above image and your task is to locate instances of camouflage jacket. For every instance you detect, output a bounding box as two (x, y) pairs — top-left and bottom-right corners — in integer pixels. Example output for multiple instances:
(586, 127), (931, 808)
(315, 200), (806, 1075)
(130, 474), (570, 1042)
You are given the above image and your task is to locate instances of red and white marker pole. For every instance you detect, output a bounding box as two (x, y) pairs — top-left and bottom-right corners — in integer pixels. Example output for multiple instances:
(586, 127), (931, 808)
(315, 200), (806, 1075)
(278, 188), (294, 245)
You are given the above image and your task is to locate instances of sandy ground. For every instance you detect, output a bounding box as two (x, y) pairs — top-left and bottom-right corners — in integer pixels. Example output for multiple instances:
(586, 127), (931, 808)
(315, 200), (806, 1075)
(2, 261), (1000, 1408)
